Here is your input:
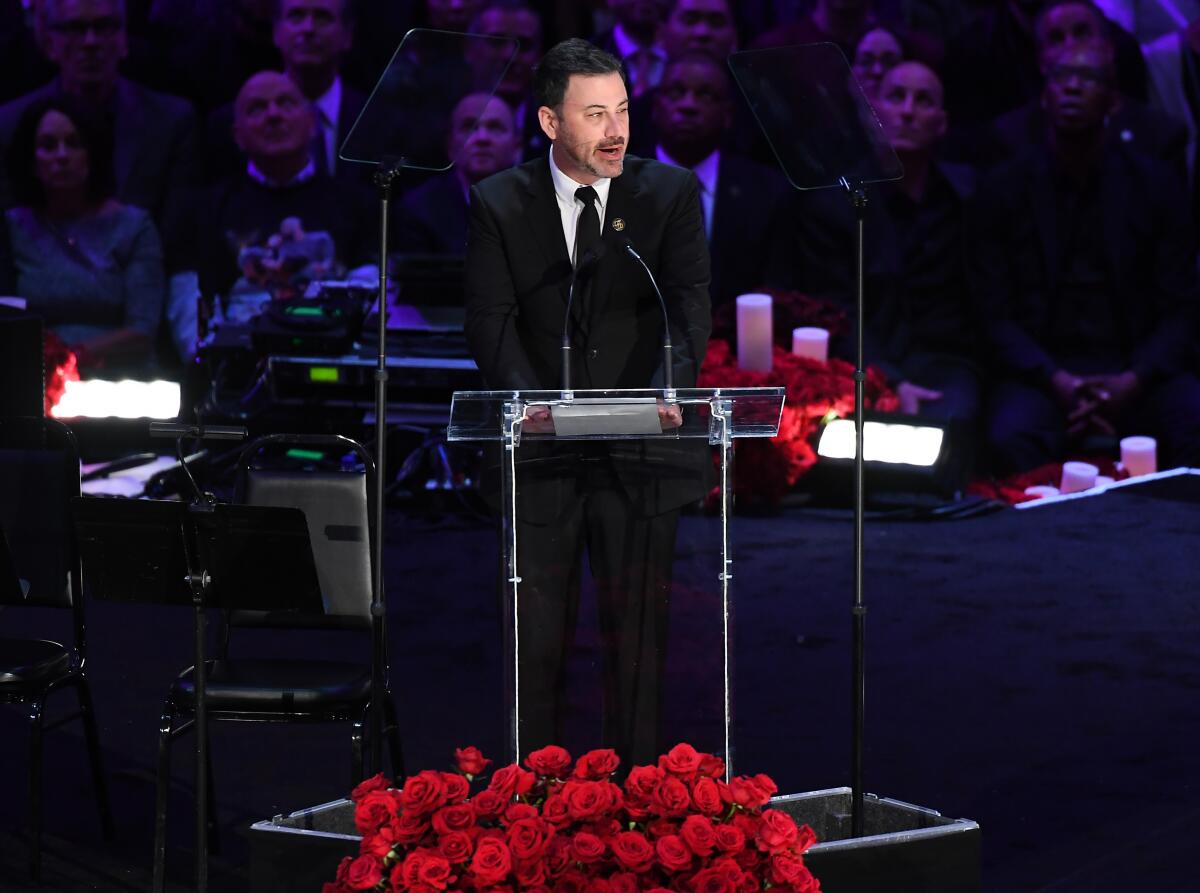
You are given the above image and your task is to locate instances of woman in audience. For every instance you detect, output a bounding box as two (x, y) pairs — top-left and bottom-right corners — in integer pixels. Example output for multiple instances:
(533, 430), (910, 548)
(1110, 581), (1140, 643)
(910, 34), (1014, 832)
(3, 95), (164, 373)
(852, 26), (905, 104)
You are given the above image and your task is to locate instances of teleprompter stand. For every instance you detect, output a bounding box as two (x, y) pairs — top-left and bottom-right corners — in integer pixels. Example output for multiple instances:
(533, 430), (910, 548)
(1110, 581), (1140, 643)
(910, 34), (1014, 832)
(729, 42), (904, 835)
(72, 494), (322, 893)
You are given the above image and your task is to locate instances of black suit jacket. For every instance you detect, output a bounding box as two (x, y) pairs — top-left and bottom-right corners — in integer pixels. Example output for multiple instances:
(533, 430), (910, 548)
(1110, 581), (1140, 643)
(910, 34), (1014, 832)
(968, 144), (1199, 386)
(465, 154), (712, 516)
(708, 153), (791, 309)
(396, 172), (469, 256)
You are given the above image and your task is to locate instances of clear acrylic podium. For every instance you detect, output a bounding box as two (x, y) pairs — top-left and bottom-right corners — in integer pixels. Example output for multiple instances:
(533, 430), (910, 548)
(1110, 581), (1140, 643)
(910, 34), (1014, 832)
(448, 387), (784, 774)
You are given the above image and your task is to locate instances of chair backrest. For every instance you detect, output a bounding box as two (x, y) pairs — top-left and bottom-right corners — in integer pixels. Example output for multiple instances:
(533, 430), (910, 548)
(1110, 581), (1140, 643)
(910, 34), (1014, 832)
(0, 417), (80, 610)
(232, 436), (375, 631)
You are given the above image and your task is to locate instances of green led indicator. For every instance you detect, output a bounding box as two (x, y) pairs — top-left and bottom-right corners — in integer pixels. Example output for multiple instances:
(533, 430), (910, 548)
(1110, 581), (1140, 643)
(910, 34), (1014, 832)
(309, 366), (340, 383)
(288, 306), (326, 317)
(286, 449), (325, 461)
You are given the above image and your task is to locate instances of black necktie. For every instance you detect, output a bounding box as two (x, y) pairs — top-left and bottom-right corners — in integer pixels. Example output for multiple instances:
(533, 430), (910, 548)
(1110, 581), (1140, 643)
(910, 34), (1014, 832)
(574, 184), (600, 266)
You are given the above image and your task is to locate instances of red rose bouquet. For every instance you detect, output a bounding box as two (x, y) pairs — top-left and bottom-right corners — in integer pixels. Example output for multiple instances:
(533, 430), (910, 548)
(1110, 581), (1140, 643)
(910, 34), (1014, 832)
(325, 743), (820, 893)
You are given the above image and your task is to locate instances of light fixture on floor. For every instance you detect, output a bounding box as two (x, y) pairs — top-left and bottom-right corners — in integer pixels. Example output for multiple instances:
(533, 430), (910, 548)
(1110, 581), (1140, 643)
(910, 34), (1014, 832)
(50, 379), (181, 420)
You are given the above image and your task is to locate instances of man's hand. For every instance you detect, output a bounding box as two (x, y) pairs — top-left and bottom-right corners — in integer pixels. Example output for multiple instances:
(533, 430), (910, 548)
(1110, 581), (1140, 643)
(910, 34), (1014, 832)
(1082, 371), (1141, 418)
(657, 401), (683, 430)
(896, 381), (943, 415)
(521, 404), (556, 434)
(1051, 369), (1086, 410)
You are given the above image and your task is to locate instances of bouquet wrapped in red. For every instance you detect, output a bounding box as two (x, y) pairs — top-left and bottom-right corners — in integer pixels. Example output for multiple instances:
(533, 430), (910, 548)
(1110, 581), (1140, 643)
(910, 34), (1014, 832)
(326, 744), (820, 893)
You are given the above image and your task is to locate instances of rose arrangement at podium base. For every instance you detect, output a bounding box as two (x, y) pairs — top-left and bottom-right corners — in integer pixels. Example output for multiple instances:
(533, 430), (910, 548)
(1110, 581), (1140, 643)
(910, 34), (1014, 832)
(324, 744), (820, 893)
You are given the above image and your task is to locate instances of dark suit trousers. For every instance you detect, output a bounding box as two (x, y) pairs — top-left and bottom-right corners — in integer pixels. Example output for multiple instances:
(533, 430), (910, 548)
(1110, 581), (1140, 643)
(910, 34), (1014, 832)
(512, 454), (678, 768)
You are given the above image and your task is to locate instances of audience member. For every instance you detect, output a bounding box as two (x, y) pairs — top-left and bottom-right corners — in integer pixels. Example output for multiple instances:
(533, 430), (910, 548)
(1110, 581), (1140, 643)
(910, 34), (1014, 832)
(789, 62), (983, 422)
(395, 93), (521, 255)
(970, 43), (1200, 471)
(942, 0), (1148, 127)
(752, 0), (877, 57)
(650, 53), (789, 309)
(205, 0), (365, 182)
(423, 0), (484, 31)
(596, 0), (670, 98)
(1143, 16), (1200, 211)
(3, 95), (164, 374)
(0, 0), (199, 234)
(852, 25), (905, 104)
(196, 72), (372, 323)
(467, 0), (547, 160)
(659, 0), (739, 61)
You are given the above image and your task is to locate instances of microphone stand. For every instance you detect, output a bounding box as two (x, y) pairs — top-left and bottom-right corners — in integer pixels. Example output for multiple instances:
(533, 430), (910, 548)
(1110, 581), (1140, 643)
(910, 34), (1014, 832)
(620, 240), (675, 398)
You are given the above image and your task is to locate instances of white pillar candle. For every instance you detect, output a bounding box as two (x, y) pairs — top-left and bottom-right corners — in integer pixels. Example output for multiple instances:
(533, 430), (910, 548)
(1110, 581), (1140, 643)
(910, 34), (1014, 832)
(736, 293), (773, 373)
(1023, 485), (1059, 499)
(1060, 461), (1098, 494)
(1120, 436), (1157, 477)
(791, 326), (829, 362)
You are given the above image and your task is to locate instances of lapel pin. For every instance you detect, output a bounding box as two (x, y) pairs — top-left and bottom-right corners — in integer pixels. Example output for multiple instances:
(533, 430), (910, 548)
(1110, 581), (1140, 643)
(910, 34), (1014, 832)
(611, 218), (626, 232)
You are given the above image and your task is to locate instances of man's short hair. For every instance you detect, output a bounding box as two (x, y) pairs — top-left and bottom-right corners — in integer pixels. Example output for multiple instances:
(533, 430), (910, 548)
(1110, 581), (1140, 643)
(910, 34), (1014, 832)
(533, 38), (626, 110)
(1033, 0), (1106, 41)
(270, 0), (354, 25)
(39, 0), (127, 25)
(5, 94), (117, 208)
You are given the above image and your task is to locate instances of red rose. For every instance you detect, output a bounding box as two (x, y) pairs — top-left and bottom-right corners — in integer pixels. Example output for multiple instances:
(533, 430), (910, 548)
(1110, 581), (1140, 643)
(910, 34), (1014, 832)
(793, 824), (817, 856)
(610, 831), (655, 873)
(362, 825), (400, 860)
(573, 749), (620, 780)
(525, 745), (572, 777)
(356, 789), (400, 834)
(584, 878), (611, 893)
(654, 834), (693, 873)
(439, 830), (474, 863)
(658, 743), (703, 780)
(608, 873), (639, 893)
(650, 775), (691, 817)
(402, 770), (449, 816)
(344, 854), (384, 890)
(699, 755), (725, 779)
(569, 831), (606, 864)
(514, 857), (548, 888)
(545, 835), (573, 877)
(624, 765), (665, 802)
(601, 781), (624, 814)
(644, 817), (675, 839)
(489, 765), (537, 800)
(417, 853), (453, 890)
(442, 772), (470, 803)
(473, 789), (508, 820)
(390, 810), (431, 845)
(432, 803), (476, 836)
(768, 851), (813, 887)
(691, 867), (734, 893)
(471, 837), (513, 887)
(731, 813), (760, 842)
(727, 777), (769, 811)
(562, 780), (609, 821)
(691, 778), (724, 817)
(352, 772), (392, 802)
(713, 824), (745, 853)
(553, 869), (589, 893)
(507, 817), (553, 861)
(525, 886), (553, 893)
(503, 802), (539, 826)
(754, 810), (798, 854)
(680, 815), (716, 857)
(455, 746), (492, 777)
(322, 883), (350, 893)
(541, 795), (572, 829)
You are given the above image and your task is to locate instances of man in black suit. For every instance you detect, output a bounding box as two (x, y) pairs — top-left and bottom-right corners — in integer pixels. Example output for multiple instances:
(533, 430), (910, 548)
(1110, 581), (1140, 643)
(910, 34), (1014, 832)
(650, 53), (788, 310)
(204, 0), (366, 181)
(971, 42), (1200, 472)
(464, 38), (710, 764)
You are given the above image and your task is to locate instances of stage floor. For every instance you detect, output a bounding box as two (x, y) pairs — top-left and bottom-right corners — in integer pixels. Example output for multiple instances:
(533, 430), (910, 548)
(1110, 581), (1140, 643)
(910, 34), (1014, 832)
(1, 477), (1197, 891)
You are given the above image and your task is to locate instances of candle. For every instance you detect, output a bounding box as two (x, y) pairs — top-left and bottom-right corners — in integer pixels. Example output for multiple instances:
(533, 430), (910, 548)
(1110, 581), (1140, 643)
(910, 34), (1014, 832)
(1120, 436), (1156, 477)
(736, 293), (773, 372)
(1023, 485), (1059, 499)
(792, 327), (829, 362)
(1060, 461), (1098, 494)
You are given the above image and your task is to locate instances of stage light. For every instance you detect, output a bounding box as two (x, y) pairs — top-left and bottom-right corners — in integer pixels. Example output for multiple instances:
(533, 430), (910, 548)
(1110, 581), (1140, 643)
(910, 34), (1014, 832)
(50, 379), (181, 420)
(817, 418), (945, 466)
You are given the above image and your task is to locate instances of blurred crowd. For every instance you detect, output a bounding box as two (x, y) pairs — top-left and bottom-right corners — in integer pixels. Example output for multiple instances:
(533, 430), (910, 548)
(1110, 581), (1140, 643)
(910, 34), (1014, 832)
(1, 0), (1199, 474)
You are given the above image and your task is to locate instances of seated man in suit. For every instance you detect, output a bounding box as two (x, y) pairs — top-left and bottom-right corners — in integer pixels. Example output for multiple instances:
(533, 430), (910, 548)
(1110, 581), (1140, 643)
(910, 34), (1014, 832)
(650, 53), (789, 309)
(971, 42), (1200, 472)
(596, 0), (670, 98)
(204, 0), (364, 181)
(465, 38), (710, 765)
(466, 0), (547, 161)
(0, 0), (198, 236)
(395, 92), (521, 255)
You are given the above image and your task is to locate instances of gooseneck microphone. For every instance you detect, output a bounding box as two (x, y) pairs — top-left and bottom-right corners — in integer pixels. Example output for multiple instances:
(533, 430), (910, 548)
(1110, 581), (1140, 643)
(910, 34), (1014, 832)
(619, 236), (675, 396)
(560, 242), (607, 394)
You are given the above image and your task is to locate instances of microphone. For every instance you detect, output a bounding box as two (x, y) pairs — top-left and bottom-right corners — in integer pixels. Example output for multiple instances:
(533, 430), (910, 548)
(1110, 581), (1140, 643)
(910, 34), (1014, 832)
(618, 236), (675, 397)
(560, 242), (608, 394)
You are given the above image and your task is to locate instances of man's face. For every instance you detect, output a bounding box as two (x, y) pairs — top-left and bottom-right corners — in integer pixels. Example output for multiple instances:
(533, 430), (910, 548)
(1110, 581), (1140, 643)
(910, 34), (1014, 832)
(41, 0), (127, 91)
(652, 59), (730, 156)
(448, 94), (519, 182)
(875, 61), (947, 154)
(273, 0), (351, 73)
(852, 28), (902, 101)
(233, 71), (315, 161)
(473, 8), (542, 101)
(540, 71), (629, 183)
(1036, 3), (1103, 70)
(34, 108), (91, 194)
(607, 0), (671, 31)
(820, 0), (872, 15)
(660, 0), (737, 61)
(425, 0), (483, 31)
(1042, 44), (1115, 132)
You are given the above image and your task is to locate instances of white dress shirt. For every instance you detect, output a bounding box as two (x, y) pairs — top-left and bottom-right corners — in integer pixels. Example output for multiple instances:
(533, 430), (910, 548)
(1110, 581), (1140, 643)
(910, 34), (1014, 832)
(548, 147), (611, 265)
(656, 145), (719, 240)
(612, 23), (666, 95)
